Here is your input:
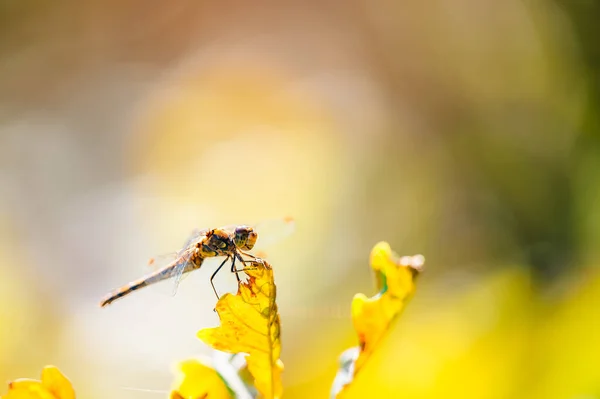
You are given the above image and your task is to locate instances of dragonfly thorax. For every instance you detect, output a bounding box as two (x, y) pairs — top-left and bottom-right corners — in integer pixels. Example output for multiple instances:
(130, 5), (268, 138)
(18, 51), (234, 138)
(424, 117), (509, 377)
(233, 226), (258, 251)
(199, 229), (236, 257)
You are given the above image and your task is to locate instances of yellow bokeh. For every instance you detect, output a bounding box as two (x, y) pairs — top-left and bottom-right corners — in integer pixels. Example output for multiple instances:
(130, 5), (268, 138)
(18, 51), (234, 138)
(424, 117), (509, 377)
(170, 359), (233, 399)
(1, 366), (75, 399)
(0, 1), (597, 398)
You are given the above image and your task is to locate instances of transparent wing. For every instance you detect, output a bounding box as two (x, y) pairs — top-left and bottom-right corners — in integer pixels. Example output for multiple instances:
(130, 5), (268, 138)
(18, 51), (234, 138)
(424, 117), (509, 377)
(145, 229), (207, 296)
(251, 217), (295, 251)
(168, 228), (209, 295)
(167, 252), (195, 296)
(146, 252), (178, 271)
(180, 228), (209, 250)
(219, 217), (295, 257)
(144, 252), (192, 296)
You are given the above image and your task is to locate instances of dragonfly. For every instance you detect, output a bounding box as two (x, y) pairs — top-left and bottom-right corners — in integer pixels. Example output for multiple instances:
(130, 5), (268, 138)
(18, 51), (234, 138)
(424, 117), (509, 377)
(99, 218), (294, 307)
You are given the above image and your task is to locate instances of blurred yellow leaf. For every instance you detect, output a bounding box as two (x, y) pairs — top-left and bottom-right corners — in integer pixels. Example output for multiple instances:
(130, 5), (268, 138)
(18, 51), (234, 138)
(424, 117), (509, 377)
(170, 359), (233, 399)
(1, 366), (75, 399)
(332, 242), (424, 398)
(528, 269), (600, 399)
(197, 261), (283, 399)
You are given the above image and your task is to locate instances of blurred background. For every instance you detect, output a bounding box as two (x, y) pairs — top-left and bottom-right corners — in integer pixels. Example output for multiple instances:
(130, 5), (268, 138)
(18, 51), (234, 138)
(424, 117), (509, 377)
(0, 1), (599, 398)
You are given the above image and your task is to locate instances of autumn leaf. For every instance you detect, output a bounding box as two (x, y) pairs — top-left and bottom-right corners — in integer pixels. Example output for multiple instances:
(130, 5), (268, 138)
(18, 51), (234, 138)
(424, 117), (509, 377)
(169, 358), (236, 399)
(1, 366), (75, 399)
(197, 260), (283, 399)
(331, 242), (424, 398)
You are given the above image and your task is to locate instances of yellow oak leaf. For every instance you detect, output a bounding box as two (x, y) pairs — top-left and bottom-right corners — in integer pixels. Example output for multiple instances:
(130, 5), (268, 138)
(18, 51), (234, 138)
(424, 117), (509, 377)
(197, 261), (283, 399)
(332, 242), (424, 397)
(170, 358), (234, 399)
(1, 366), (75, 399)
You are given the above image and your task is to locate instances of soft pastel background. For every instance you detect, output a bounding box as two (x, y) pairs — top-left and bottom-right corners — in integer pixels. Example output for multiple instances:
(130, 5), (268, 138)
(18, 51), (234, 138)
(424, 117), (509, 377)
(0, 1), (599, 398)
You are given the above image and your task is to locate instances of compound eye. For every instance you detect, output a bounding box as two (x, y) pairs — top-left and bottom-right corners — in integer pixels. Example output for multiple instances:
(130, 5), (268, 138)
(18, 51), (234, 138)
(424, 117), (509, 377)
(234, 227), (249, 246)
(234, 226), (249, 236)
(244, 230), (258, 250)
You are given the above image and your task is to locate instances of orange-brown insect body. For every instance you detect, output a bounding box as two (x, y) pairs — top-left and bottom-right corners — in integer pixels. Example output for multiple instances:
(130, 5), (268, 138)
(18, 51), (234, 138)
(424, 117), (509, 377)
(100, 225), (260, 307)
(198, 229), (237, 257)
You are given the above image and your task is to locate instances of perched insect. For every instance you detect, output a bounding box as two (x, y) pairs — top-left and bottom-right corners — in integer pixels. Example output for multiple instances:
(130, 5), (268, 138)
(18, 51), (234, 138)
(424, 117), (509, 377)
(99, 218), (294, 307)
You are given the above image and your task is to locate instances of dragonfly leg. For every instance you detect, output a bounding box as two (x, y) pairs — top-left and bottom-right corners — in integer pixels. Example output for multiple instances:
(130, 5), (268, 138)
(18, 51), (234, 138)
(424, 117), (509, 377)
(230, 255), (241, 284)
(236, 250), (259, 267)
(239, 251), (258, 259)
(231, 252), (260, 274)
(239, 250), (266, 266)
(231, 267), (258, 274)
(210, 256), (230, 300)
(231, 251), (260, 272)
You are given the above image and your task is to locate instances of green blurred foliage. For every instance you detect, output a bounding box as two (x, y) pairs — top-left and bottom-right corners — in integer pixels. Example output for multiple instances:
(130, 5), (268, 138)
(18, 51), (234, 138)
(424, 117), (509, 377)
(0, 1), (599, 398)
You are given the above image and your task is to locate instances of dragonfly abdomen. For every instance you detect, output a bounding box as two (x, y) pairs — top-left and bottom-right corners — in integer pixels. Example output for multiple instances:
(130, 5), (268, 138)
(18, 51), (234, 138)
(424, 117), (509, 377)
(99, 257), (204, 307)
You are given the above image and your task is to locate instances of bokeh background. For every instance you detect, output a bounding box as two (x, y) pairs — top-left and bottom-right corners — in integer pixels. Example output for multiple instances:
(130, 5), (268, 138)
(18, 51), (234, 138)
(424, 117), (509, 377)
(1, 1), (599, 398)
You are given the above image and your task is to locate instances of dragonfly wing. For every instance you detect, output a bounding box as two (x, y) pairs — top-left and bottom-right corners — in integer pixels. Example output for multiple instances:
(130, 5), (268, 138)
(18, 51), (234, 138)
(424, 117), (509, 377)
(144, 251), (194, 297)
(217, 218), (295, 251)
(147, 252), (178, 271)
(154, 228), (207, 296)
(251, 217), (295, 251)
(180, 228), (208, 250)
(168, 258), (191, 296)
(169, 247), (203, 296)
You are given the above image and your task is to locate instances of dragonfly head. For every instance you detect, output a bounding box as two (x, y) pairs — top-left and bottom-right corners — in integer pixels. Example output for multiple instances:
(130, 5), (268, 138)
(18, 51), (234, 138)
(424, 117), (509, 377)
(233, 226), (258, 251)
